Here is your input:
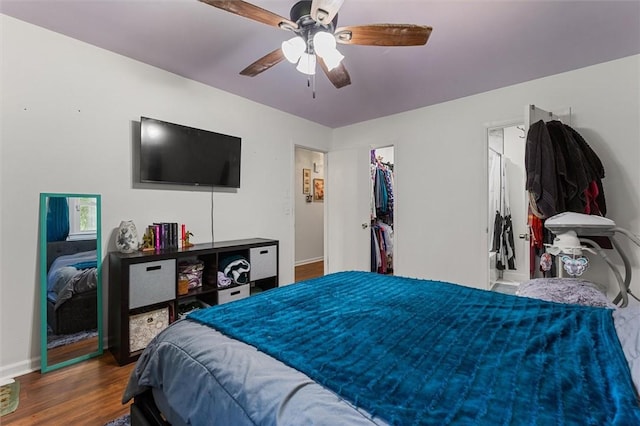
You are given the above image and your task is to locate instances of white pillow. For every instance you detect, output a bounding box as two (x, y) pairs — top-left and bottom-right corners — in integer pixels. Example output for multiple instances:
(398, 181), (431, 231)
(613, 306), (640, 394)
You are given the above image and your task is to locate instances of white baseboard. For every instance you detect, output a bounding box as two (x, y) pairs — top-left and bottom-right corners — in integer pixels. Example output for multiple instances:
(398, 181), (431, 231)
(502, 270), (529, 283)
(0, 357), (39, 383)
(1, 337), (110, 381)
(295, 257), (324, 267)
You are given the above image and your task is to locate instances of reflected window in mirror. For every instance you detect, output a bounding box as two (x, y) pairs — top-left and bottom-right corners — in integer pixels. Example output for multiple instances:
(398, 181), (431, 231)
(40, 193), (103, 373)
(68, 197), (98, 240)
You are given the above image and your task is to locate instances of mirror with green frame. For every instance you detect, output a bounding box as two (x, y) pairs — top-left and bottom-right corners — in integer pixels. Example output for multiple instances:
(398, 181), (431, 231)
(40, 193), (103, 372)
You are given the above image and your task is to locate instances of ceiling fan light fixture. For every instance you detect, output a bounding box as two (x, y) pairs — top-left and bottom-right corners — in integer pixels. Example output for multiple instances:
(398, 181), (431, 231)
(296, 52), (316, 75)
(281, 36), (306, 63)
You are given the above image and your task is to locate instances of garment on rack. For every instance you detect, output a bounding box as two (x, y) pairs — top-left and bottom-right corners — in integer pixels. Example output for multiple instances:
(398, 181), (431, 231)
(371, 160), (394, 222)
(490, 157), (516, 271)
(371, 221), (393, 274)
(525, 120), (606, 219)
(492, 212), (516, 271)
(525, 119), (607, 278)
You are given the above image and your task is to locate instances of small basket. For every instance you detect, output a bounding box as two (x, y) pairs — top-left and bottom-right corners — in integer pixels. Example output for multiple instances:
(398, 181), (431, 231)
(178, 260), (204, 289)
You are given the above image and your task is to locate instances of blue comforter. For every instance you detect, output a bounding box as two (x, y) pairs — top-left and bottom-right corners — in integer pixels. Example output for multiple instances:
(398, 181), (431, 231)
(186, 271), (640, 425)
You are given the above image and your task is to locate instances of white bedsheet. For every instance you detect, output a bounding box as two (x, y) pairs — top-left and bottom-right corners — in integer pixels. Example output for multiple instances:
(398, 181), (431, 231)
(613, 304), (640, 394)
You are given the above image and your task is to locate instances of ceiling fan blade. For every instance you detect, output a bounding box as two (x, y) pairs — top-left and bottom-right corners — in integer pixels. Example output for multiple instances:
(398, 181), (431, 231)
(310, 0), (344, 25)
(318, 58), (351, 89)
(199, 0), (298, 30)
(335, 24), (432, 46)
(240, 48), (285, 77)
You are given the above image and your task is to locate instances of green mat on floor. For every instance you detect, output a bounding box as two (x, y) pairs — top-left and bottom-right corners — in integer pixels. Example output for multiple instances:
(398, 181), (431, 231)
(0, 380), (19, 416)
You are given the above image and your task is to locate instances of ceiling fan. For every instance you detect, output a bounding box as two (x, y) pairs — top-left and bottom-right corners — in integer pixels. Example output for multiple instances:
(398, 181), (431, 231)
(199, 0), (432, 90)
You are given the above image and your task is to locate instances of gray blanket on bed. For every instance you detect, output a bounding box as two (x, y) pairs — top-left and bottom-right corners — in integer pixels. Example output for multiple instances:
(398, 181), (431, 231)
(54, 267), (97, 309)
(517, 277), (615, 308)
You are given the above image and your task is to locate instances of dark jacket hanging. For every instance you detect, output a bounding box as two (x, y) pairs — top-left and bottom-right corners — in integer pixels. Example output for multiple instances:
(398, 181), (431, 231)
(525, 119), (606, 218)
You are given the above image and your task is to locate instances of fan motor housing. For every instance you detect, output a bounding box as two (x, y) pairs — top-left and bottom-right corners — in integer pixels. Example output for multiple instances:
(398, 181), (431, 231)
(290, 0), (338, 29)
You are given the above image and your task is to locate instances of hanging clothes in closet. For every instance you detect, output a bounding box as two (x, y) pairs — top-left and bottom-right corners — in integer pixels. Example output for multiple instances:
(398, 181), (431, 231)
(371, 152), (394, 274)
(489, 153), (516, 271)
(525, 119), (607, 275)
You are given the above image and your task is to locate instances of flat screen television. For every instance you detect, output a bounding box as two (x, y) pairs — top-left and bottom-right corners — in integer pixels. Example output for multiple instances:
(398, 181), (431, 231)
(139, 117), (241, 188)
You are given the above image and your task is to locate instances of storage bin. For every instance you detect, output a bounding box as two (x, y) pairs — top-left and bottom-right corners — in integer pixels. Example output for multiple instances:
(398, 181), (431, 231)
(129, 259), (176, 309)
(249, 245), (277, 281)
(217, 284), (250, 305)
(129, 307), (169, 353)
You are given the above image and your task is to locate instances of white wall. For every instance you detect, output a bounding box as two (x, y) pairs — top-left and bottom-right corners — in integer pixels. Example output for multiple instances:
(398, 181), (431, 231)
(0, 16), (331, 378)
(294, 148), (324, 265)
(331, 55), (640, 293)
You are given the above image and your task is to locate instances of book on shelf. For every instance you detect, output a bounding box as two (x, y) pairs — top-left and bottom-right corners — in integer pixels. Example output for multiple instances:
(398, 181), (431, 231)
(145, 222), (181, 250)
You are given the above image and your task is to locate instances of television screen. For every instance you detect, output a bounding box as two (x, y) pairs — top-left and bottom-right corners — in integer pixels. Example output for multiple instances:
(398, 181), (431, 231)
(140, 117), (241, 188)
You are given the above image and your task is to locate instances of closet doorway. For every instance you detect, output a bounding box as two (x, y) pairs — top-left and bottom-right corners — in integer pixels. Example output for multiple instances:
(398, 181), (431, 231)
(294, 147), (325, 281)
(371, 146), (395, 274)
(487, 124), (529, 289)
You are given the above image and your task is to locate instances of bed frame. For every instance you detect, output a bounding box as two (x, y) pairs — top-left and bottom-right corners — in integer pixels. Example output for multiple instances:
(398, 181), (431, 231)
(131, 391), (169, 426)
(46, 239), (98, 335)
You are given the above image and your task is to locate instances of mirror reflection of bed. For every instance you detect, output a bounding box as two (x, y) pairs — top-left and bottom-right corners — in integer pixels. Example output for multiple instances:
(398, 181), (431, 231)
(41, 194), (102, 372)
(45, 240), (98, 365)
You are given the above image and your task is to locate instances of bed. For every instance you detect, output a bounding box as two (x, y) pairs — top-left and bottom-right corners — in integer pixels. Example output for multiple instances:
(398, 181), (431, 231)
(123, 271), (640, 425)
(46, 240), (98, 335)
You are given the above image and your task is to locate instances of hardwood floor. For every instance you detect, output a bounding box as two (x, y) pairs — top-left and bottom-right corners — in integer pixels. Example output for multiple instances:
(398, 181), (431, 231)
(3, 262), (323, 425)
(47, 336), (99, 366)
(2, 352), (134, 426)
(294, 260), (324, 282)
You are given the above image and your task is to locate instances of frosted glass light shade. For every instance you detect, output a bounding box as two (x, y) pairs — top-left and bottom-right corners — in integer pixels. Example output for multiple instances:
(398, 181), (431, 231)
(296, 52), (317, 75)
(313, 31), (337, 58)
(281, 37), (306, 63)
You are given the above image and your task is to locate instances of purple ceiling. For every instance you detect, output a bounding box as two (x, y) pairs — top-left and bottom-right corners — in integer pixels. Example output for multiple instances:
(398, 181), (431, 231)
(2, 0), (639, 128)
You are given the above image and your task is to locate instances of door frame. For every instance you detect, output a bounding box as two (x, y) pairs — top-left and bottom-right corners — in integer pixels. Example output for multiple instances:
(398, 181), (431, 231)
(484, 117), (523, 289)
(483, 105), (573, 288)
(292, 144), (328, 279)
(370, 145), (396, 274)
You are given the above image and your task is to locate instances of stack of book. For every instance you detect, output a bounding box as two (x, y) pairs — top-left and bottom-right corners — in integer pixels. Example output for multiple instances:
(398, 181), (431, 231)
(144, 222), (180, 250)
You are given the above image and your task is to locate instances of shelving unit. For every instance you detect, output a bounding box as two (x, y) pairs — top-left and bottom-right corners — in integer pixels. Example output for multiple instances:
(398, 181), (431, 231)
(108, 238), (278, 365)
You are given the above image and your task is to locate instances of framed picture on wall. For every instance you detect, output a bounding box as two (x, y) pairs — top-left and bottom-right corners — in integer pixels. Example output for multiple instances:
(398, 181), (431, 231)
(303, 169), (311, 194)
(313, 178), (324, 202)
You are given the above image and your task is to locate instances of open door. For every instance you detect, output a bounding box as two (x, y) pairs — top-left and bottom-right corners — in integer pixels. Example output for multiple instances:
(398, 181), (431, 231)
(326, 146), (372, 273)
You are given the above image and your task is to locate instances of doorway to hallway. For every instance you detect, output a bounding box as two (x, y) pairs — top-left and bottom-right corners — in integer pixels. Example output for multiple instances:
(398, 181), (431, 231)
(294, 147), (325, 277)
